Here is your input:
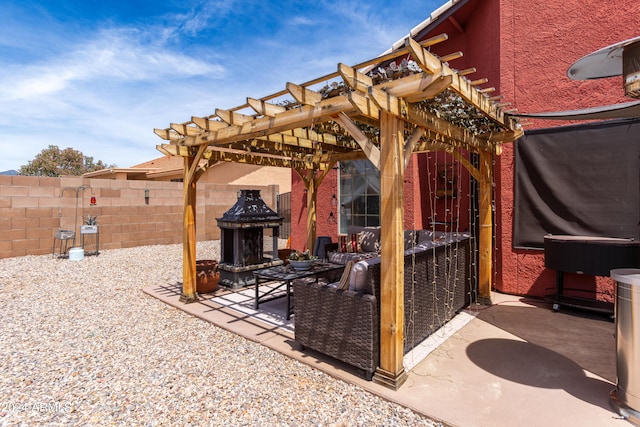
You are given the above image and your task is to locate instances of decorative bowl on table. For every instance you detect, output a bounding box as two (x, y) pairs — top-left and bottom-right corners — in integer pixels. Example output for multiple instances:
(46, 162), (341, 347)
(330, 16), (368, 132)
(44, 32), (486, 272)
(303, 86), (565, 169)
(288, 250), (317, 270)
(289, 259), (316, 271)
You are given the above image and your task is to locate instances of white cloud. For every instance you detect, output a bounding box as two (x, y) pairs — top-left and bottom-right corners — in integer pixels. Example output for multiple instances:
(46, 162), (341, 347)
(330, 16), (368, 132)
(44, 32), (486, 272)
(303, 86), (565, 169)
(0, 27), (225, 102)
(0, 0), (436, 171)
(0, 17), (231, 170)
(289, 16), (315, 26)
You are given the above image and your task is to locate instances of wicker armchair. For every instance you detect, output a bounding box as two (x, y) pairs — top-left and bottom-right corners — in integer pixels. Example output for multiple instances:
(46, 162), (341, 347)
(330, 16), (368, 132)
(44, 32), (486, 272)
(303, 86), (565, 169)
(293, 236), (471, 380)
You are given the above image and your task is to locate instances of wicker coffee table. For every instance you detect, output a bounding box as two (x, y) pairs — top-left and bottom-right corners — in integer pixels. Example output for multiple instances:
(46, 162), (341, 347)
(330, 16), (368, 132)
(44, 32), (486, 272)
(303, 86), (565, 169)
(253, 262), (344, 320)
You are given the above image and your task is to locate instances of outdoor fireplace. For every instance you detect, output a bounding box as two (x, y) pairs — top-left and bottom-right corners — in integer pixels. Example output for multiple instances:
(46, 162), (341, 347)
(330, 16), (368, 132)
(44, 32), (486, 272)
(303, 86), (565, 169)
(217, 189), (284, 289)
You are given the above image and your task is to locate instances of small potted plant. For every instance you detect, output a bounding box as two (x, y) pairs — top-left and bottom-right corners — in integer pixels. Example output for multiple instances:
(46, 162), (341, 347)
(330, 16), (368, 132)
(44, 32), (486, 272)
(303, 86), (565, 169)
(288, 249), (317, 271)
(80, 215), (98, 234)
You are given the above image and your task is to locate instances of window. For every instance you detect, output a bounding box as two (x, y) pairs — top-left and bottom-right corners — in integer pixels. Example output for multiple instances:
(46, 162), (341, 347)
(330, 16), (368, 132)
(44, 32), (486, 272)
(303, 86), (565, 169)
(338, 160), (380, 233)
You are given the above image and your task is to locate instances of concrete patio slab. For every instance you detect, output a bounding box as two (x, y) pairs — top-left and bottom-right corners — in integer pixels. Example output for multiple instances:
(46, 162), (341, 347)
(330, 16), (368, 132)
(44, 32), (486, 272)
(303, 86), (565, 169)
(144, 284), (624, 427)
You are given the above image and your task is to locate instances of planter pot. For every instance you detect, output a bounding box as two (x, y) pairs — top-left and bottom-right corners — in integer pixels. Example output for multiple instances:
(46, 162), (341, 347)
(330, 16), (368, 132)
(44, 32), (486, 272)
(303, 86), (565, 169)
(290, 259), (316, 271)
(196, 260), (220, 293)
(80, 225), (98, 234)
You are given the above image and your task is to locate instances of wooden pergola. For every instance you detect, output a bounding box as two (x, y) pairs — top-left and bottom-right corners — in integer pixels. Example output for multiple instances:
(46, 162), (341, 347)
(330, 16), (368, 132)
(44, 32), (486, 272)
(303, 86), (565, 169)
(154, 34), (522, 389)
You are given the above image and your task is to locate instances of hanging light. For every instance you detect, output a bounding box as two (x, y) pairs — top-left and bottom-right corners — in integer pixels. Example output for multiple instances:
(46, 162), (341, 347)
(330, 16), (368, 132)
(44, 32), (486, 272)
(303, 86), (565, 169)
(90, 196), (97, 206)
(327, 211), (337, 224)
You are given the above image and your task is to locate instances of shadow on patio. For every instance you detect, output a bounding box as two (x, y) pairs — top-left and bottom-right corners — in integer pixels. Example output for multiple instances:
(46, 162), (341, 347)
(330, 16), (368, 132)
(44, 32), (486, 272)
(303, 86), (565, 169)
(144, 284), (623, 427)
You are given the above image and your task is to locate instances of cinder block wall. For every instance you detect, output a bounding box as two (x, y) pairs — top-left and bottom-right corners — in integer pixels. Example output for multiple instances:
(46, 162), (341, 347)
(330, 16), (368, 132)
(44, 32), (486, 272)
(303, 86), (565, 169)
(0, 175), (278, 259)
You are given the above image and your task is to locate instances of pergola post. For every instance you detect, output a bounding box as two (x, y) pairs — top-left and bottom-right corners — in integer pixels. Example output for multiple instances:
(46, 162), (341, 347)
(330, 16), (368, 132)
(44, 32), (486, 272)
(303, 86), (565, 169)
(477, 150), (493, 305)
(373, 111), (407, 389)
(306, 177), (317, 254)
(180, 155), (198, 303)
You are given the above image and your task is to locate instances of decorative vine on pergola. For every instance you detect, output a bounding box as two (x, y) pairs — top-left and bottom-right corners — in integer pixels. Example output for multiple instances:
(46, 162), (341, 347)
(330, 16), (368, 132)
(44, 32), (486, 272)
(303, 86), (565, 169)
(155, 34), (522, 389)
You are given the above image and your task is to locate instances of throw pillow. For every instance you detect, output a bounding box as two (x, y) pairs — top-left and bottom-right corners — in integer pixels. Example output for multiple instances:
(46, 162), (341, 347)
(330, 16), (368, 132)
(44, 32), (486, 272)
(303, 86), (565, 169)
(346, 233), (359, 253)
(339, 235), (348, 252)
(358, 228), (380, 253)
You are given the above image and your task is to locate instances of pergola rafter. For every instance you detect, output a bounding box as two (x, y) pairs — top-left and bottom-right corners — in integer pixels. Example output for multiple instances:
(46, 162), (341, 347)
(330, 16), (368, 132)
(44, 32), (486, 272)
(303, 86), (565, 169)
(155, 35), (522, 390)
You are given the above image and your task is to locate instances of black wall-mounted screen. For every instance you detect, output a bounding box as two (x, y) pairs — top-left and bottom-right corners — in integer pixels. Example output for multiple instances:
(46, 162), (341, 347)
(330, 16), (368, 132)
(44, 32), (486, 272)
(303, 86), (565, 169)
(514, 118), (640, 249)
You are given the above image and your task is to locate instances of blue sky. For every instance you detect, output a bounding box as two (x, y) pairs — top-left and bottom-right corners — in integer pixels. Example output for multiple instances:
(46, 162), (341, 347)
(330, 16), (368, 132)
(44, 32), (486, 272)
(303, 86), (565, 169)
(0, 0), (443, 172)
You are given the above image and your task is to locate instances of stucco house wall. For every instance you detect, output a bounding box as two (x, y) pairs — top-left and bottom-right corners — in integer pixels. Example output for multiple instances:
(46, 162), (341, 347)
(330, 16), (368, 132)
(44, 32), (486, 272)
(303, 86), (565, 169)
(289, 0), (638, 300)
(494, 0), (638, 299)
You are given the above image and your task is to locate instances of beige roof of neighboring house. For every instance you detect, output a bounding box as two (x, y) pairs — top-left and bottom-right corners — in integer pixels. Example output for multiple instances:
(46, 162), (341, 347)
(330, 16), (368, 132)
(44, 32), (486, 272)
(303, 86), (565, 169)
(83, 155), (197, 180)
(83, 155), (292, 193)
(130, 155), (185, 170)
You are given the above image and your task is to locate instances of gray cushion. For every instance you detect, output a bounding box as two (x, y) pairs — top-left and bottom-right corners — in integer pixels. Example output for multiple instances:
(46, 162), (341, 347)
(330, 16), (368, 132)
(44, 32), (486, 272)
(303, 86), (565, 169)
(417, 230), (447, 245)
(328, 251), (363, 265)
(404, 230), (417, 250)
(348, 257), (380, 294)
(348, 261), (369, 292)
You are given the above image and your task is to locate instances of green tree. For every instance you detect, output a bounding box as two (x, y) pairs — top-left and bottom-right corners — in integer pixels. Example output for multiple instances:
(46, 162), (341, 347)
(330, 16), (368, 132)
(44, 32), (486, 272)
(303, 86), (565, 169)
(18, 145), (115, 177)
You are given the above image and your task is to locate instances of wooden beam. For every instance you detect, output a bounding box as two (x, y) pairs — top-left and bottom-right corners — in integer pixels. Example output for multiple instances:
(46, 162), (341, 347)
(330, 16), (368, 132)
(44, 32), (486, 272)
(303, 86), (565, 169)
(371, 71), (453, 103)
(405, 104), (497, 153)
(412, 135), (479, 154)
(479, 129), (524, 143)
(194, 151), (221, 182)
(414, 141), (453, 153)
(333, 112), (381, 169)
(185, 95), (356, 147)
(287, 82), (323, 105)
(306, 175), (317, 254)
(186, 144), (207, 185)
(451, 149), (480, 182)
(439, 51), (463, 63)
(405, 37), (517, 130)
(154, 128), (181, 141)
(477, 150), (493, 305)
(157, 143), (324, 170)
(156, 144), (199, 157)
(339, 63), (444, 118)
(347, 90), (380, 120)
(180, 155), (198, 304)
(247, 97), (287, 117)
(373, 111), (407, 389)
(180, 70), (466, 149)
(338, 62), (373, 93)
(191, 116), (228, 132)
(470, 78), (488, 86)
(405, 38), (442, 75)
(247, 34), (450, 106)
(403, 127), (425, 171)
(171, 122), (201, 137)
(367, 86), (408, 118)
(215, 109), (254, 125)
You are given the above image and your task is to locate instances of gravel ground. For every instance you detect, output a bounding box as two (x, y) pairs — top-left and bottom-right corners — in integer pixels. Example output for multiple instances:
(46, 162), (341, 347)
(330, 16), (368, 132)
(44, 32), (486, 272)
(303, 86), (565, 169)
(0, 242), (441, 426)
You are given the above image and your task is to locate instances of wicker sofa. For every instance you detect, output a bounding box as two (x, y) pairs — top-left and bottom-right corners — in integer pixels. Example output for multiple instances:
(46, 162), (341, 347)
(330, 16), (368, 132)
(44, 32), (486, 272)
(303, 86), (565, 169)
(293, 231), (471, 380)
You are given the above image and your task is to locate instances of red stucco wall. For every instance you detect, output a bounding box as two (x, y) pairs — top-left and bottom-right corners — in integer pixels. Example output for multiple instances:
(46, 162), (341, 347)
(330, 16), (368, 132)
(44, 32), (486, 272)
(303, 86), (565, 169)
(290, 168), (341, 252)
(289, 0), (640, 300)
(495, 0), (639, 299)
